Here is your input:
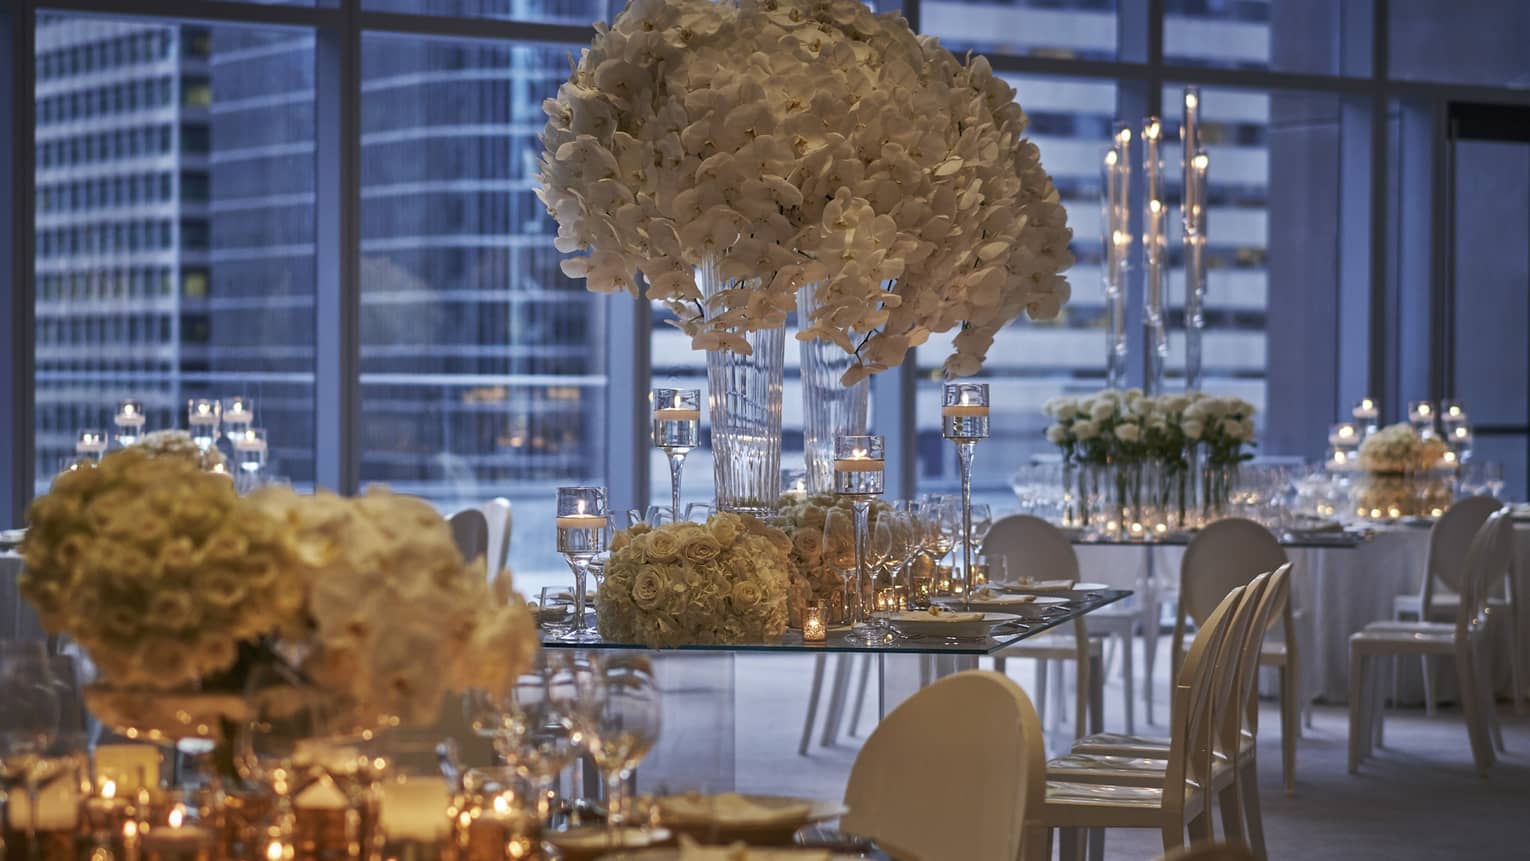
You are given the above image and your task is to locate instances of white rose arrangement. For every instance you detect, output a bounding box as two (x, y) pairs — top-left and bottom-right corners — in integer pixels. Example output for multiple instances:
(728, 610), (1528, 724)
(775, 492), (893, 625)
(1357, 423), (1448, 474)
(20, 448), (306, 689)
(248, 486), (539, 727)
(600, 512), (792, 648)
(537, 0), (1073, 383)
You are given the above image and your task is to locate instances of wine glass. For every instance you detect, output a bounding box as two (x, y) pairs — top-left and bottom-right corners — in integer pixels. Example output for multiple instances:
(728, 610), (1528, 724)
(834, 434), (885, 644)
(684, 502), (714, 524)
(823, 508), (856, 625)
(969, 503), (993, 558)
(652, 388), (701, 528)
(644, 505), (675, 527)
(237, 664), (328, 858)
(0, 642), (61, 858)
(582, 656), (662, 829)
(886, 511), (918, 600)
(508, 667), (581, 824)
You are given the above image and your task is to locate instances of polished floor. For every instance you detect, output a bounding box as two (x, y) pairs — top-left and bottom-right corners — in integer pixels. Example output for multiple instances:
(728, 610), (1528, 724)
(724, 650), (1530, 861)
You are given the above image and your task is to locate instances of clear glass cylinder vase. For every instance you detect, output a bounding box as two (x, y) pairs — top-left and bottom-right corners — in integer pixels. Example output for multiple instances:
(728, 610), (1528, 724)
(700, 258), (785, 514)
(798, 283), (870, 495)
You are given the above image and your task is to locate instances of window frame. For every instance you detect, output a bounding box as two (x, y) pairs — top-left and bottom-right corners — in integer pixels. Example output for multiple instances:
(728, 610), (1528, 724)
(8, 0), (1530, 528)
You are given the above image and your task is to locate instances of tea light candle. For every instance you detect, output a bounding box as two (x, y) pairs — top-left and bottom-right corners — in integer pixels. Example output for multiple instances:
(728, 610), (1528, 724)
(96, 744), (161, 791)
(76, 429), (108, 455)
(1441, 400), (1467, 423)
(833, 451), (882, 472)
(187, 399), (217, 425)
(222, 397), (253, 424)
(833, 434), (885, 497)
(653, 406), (701, 422)
(554, 499), (607, 530)
(940, 402), (990, 418)
(209, 462), (232, 479)
(1352, 397), (1378, 421)
(1408, 400), (1434, 424)
(115, 399), (146, 428)
(1328, 422), (1360, 446)
(379, 777), (452, 842)
(942, 382), (991, 441)
(142, 807), (213, 861)
(803, 604), (827, 642)
(233, 429), (267, 452)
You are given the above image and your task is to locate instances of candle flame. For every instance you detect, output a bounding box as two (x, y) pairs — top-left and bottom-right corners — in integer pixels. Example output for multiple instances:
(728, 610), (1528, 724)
(493, 795), (512, 816)
(101, 779), (116, 800)
(1104, 150), (1118, 167)
(1144, 120), (1161, 140)
(1454, 426), (1469, 439)
(1149, 199), (1163, 214)
(122, 404), (135, 416)
(168, 805), (186, 828)
(1192, 152), (1209, 170)
(1185, 92), (1199, 109)
(1116, 127), (1131, 144)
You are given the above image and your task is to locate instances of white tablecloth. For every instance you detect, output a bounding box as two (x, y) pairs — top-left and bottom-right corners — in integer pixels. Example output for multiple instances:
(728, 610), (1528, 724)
(1077, 526), (1530, 706)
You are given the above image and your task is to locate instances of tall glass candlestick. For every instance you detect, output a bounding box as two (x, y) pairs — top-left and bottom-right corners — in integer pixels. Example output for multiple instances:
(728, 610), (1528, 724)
(834, 434), (884, 644)
(187, 399), (219, 450)
(114, 399), (145, 447)
(651, 388), (700, 524)
(1102, 123), (1132, 390)
(555, 486), (608, 643)
(1142, 117), (1167, 396)
(942, 383), (990, 611)
(1352, 397), (1380, 438)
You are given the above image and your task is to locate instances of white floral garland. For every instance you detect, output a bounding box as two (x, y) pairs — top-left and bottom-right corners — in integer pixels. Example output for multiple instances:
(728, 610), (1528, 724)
(537, 0), (1073, 382)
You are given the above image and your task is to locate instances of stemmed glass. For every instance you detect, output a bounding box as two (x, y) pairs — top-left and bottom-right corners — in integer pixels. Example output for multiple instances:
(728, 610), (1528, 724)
(652, 389), (701, 529)
(834, 434), (886, 644)
(505, 669), (581, 825)
(886, 511), (918, 604)
(870, 513), (894, 621)
(236, 664), (326, 858)
(0, 642), (61, 861)
(942, 383), (990, 610)
(581, 655), (662, 829)
(823, 508), (857, 625)
(556, 486), (609, 643)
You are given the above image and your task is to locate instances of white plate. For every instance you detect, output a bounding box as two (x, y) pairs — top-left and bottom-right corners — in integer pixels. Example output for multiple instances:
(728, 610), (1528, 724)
(886, 611), (1013, 639)
(956, 595), (1070, 619)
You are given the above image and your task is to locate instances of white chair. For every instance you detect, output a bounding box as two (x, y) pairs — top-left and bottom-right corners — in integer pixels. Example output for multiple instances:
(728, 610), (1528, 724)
(984, 515), (1106, 740)
(1173, 518), (1302, 795)
(1049, 565), (1290, 860)
(1350, 510), (1511, 775)
(1391, 496), (1519, 715)
(1156, 844), (1260, 861)
(1031, 583), (1246, 860)
(798, 652), (875, 754)
(481, 497), (513, 578)
(448, 507), (490, 567)
(843, 670), (1044, 861)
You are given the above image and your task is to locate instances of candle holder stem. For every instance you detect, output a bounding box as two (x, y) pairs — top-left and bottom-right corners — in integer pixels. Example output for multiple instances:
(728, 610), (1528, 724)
(957, 441), (976, 612)
(666, 451), (686, 524)
(847, 499), (880, 643)
(560, 557), (601, 643)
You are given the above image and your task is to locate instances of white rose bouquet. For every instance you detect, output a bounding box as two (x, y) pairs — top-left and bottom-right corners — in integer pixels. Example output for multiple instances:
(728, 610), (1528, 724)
(600, 512), (792, 648)
(20, 448), (306, 689)
(1187, 395), (1258, 467)
(775, 492), (893, 625)
(537, 0), (1073, 383)
(1357, 423), (1448, 474)
(248, 487), (539, 727)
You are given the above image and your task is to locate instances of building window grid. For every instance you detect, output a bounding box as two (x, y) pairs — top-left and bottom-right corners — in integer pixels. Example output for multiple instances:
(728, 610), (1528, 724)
(8, 0), (1530, 524)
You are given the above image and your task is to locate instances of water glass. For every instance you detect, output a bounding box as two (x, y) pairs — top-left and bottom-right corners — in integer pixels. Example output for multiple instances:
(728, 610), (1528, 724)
(0, 643), (62, 851)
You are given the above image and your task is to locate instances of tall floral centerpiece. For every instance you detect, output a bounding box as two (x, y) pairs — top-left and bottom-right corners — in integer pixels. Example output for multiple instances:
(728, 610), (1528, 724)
(538, 0), (1074, 508)
(1353, 423), (1451, 520)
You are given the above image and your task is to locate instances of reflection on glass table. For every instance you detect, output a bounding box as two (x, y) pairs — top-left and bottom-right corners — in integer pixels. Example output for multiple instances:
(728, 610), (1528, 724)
(540, 589), (1131, 656)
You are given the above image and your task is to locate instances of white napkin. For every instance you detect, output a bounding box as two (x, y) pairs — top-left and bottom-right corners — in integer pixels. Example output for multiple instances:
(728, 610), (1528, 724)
(970, 589), (1037, 605)
(1001, 579), (1074, 592)
(891, 609), (985, 624)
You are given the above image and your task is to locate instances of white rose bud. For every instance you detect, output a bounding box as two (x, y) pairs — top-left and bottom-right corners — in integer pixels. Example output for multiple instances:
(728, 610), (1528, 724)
(1055, 401), (1079, 420)
(1045, 424), (1070, 444)
(1114, 422), (1141, 443)
(1182, 420), (1204, 441)
(1221, 418), (1243, 438)
(1073, 420), (1099, 440)
(1240, 418), (1256, 440)
(1089, 402), (1115, 422)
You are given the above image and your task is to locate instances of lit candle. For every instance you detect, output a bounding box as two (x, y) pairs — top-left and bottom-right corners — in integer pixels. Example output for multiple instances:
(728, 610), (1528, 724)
(76, 429), (108, 455)
(940, 402), (990, 418)
(209, 462), (232, 479)
(1452, 426), (1471, 442)
(1353, 397), (1379, 420)
(554, 499), (607, 530)
(803, 604), (826, 642)
(188, 400), (217, 425)
(653, 407), (701, 422)
(142, 806), (213, 861)
(833, 450), (882, 472)
(116, 399), (146, 427)
(96, 744), (161, 791)
(233, 429), (267, 452)
(378, 777), (451, 842)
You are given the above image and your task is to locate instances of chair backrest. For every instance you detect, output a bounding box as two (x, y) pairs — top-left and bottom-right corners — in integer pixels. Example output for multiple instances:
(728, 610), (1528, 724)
(1164, 584), (1246, 824)
(1178, 518), (1288, 626)
(1456, 509), (1511, 641)
(982, 514), (1080, 584)
(843, 670), (1043, 861)
(481, 497), (513, 578)
(1423, 496), (1502, 603)
(1229, 564), (1291, 747)
(448, 507), (490, 570)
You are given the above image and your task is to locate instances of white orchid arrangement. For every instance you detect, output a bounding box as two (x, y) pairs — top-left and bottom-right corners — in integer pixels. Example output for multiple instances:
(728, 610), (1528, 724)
(1043, 389), (1257, 468)
(537, 0), (1073, 383)
(1357, 423), (1449, 474)
(600, 512), (792, 648)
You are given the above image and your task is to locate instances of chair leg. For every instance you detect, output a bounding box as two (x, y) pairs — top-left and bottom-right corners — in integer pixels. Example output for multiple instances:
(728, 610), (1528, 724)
(1218, 775), (1247, 847)
(1348, 650), (1366, 773)
(1143, 600), (1160, 724)
(994, 655), (1008, 677)
(1421, 655), (1436, 719)
(1087, 827), (1105, 861)
(1280, 658), (1297, 795)
(1371, 658), (1386, 750)
(848, 654), (872, 738)
(1121, 630), (1136, 735)
(1479, 640), (1506, 756)
(1034, 659), (1050, 732)
(1186, 805), (1214, 845)
(1241, 757), (1268, 860)
(1053, 659), (1070, 729)
(1087, 655), (1104, 736)
(1456, 645), (1493, 775)
(799, 654), (826, 756)
(819, 655), (851, 747)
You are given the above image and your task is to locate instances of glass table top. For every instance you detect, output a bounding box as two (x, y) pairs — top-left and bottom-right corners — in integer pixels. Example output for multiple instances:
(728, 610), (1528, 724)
(1063, 528), (1373, 549)
(541, 588), (1132, 656)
